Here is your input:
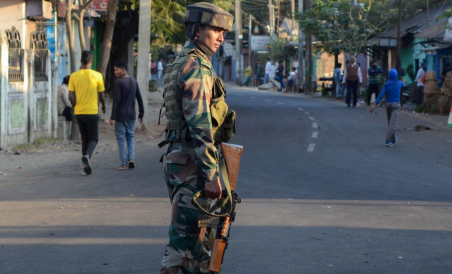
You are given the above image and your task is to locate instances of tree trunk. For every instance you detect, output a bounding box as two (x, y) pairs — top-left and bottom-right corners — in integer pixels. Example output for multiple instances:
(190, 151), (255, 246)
(334, 53), (339, 67)
(66, 0), (76, 73)
(395, 0), (403, 76)
(78, 0), (96, 51)
(98, 0), (120, 80)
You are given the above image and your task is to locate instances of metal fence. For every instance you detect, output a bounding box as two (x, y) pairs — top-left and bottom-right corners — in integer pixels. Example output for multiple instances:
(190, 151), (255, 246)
(34, 50), (48, 82)
(8, 48), (23, 82)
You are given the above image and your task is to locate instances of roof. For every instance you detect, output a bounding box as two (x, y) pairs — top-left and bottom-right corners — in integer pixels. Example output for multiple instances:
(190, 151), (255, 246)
(280, 18), (299, 36)
(375, 3), (450, 39)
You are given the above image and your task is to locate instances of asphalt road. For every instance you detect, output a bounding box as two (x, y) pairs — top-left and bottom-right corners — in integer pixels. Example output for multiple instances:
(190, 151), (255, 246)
(1, 85), (452, 274)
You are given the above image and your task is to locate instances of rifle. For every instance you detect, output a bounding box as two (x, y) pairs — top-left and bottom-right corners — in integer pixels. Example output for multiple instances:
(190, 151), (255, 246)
(193, 143), (243, 273)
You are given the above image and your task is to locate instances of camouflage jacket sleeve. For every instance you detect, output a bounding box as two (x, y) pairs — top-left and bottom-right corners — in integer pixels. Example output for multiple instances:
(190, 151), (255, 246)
(178, 56), (219, 182)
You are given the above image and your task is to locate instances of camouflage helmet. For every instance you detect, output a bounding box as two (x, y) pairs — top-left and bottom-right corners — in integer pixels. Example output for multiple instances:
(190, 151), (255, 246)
(184, 2), (234, 38)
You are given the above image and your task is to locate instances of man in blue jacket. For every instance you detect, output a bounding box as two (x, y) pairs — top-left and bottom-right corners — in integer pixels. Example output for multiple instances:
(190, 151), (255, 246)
(370, 68), (403, 147)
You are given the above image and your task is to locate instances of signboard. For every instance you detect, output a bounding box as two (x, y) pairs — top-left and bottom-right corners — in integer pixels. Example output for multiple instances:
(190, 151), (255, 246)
(47, 25), (56, 61)
(89, 0), (108, 11)
(250, 35), (270, 51)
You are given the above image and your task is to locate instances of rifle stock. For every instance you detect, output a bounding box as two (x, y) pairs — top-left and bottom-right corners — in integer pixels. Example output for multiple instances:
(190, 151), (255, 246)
(208, 144), (243, 273)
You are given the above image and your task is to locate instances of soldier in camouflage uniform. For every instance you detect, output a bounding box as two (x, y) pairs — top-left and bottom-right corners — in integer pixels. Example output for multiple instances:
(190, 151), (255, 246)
(158, 3), (234, 274)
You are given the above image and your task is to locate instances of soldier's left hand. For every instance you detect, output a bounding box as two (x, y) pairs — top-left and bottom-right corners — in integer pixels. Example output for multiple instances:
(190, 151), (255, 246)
(205, 178), (222, 200)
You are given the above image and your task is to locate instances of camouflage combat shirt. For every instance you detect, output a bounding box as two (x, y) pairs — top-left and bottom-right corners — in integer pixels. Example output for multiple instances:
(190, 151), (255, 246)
(165, 40), (220, 183)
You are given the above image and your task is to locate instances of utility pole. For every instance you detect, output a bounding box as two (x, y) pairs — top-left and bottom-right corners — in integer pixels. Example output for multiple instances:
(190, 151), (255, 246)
(277, 0), (281, 33)
(291, 0), (295, 32)
(268, 0), (273, 37)
(235, 0), (243, 84)
(298, 0), (304, 87)
(137, 0), (151, 120)
(249, 15), (252, 69)
(395, 0), (402, 74)
(305, 0), (312, 94)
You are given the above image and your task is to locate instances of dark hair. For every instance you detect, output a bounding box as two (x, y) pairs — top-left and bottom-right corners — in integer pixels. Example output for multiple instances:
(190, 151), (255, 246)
(257, 60), (261, 62)
(447, 64), (451, 67)
(81, 51), (94, 65)
(292, 67), (296, 71)
(267, 58), (270, 61)
(62, 75), (70, 85)
(279, 60), (284, 64)
(372, 60), (377, 64)
(336, 63), (342, 68)
(114, 60), (128, 71)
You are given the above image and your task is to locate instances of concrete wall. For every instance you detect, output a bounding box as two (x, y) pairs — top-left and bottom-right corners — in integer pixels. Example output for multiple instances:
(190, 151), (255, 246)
(0, 0), (26, 49)
(0, 30), (56, 149)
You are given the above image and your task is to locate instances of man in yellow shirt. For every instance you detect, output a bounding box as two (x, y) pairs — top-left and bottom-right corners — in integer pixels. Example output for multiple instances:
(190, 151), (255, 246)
(68, 51), (106, 175)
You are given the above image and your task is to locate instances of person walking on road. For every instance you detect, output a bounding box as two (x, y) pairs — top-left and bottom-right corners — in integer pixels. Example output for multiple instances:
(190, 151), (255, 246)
(275, 60), (285, 92)
(264, 58), (271, 84)
(254, 60), (263, 87)
(157, 59), (164, 79)
(343, 56), (362, 107)
(158, 3), (235, 273)
(414, 63), (426, 106)
(109, 61), (144, 170)
(370, 68), (403, 147)
(367, 61), (382, 106)
(68, 51), (106, 175)
(334, 63), (343, 99)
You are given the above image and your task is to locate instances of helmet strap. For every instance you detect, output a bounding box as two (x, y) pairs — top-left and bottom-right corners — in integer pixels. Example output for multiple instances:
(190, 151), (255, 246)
(186, 11), (204, 39)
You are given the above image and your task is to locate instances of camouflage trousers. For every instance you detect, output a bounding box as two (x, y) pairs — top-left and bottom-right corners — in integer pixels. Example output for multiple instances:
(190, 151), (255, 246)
(160, 152), (213, 274)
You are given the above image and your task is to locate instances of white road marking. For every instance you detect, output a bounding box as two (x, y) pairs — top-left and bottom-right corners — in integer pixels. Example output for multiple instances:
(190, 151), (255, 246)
(265, 99), (272, 102)
(307, 143), (316, 152)
(298, 108), (304, 111)
(305, 111), (310, 115)
(309, 116), (315, 120)
(277, 102), (284, 105)
(312, 132), (318, 138)
(312, 123), (318, 128)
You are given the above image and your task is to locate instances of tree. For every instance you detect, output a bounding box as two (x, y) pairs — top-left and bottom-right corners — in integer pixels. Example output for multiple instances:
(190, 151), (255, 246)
(268, 38), (297, 61)
(66, 0), (77, 73)
(77, 0), (96, 51)
(98, 0), (120, 80)
(297, 0), (397, 59)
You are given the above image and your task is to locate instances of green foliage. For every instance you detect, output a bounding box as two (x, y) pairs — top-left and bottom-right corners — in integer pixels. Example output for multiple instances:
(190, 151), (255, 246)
(297, 0), (399, 57)
(149, 80), (158, 92)
(13, 138), (59, 152)
(428, 106), (438, 115)
(269, 38), (297, 61)
(298, 0), (397, 56)
(414, 104), (426, 113)
(406, 64), (416, 82)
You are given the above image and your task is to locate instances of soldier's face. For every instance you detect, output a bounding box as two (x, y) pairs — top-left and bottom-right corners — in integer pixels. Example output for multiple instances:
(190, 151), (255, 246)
(196, 26), (225, 53)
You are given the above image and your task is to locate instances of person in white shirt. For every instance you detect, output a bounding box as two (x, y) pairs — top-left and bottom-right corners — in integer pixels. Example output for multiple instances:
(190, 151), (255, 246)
(264, 58), (272, 84)
(157, 59), (164, 79)
(269, 62), (276, 81)
(342, 56), (362, 107)
(57, 75), (80, 141)
(58, 76), (72, 120)
(414, 63), (426, 106)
